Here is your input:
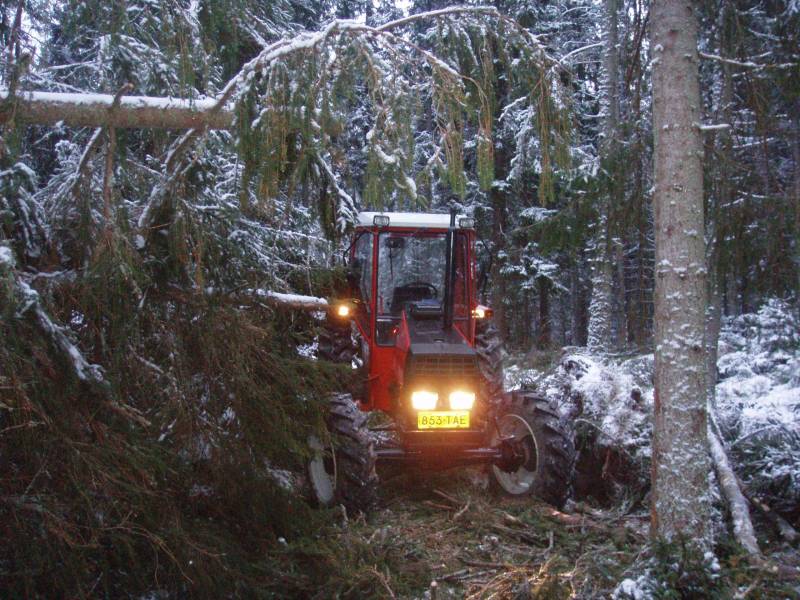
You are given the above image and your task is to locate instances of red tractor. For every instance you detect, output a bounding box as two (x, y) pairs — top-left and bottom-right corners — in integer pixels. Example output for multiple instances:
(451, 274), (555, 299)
(308, 210), (574, 510)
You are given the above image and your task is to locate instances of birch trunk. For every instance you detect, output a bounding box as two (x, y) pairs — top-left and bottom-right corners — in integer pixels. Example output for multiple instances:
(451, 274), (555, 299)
(650, 0), (712, 544)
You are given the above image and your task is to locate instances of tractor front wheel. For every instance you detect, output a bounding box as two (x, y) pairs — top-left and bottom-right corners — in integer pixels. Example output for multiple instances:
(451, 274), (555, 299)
(318, 317), (358, 364)
(489, 392), (575, 508)
(307, 393), (378, 512)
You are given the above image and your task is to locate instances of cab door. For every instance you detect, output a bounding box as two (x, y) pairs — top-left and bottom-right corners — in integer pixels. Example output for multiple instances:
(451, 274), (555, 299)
(351, 231), (374, 343)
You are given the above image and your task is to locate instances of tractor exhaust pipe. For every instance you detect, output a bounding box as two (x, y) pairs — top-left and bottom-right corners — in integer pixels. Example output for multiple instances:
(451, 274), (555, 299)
(442, 207), (458, 331)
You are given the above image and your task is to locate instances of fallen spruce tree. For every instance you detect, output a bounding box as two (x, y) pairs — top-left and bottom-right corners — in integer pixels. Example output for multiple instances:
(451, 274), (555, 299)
(0, 6), (572, 595)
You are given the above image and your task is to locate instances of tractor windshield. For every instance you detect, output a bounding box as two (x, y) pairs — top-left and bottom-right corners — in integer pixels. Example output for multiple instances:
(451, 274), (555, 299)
(377, 233), (448, 316)
(375, 231), (469, 322)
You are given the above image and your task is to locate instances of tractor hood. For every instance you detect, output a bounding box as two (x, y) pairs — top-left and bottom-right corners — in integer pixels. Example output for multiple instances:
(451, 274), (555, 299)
(405, 311), (475, 354)
(399, 308), (479, 385)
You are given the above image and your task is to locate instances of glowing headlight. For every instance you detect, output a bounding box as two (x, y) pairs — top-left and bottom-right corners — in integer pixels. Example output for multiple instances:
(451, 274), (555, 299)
(336, 304), (351, 318)
(411, 390), (438, 410)
(449, 390), (475, 410)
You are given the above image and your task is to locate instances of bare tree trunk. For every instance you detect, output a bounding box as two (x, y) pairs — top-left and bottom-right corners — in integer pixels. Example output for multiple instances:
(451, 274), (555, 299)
(650, 0), (712, 544)
(706, 2), (734, 406)
(792, 102), (800, 317)
(538, 276), (551, 348)
(587, 0), (620, 354)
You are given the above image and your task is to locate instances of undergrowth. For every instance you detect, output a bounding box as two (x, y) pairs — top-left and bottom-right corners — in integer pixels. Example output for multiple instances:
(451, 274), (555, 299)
(0, 235), (347, 597)
(259, 472), (799, 599)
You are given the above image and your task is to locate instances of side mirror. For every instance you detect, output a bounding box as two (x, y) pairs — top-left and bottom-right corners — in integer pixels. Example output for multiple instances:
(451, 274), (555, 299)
(346, 258), (361, 291)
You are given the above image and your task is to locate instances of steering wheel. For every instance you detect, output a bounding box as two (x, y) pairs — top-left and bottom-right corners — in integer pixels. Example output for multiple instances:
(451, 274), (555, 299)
(399, 280), (438, 298)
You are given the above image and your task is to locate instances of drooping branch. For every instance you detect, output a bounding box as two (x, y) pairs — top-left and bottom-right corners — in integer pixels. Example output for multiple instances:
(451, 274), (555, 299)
(1, 245), (151, 427)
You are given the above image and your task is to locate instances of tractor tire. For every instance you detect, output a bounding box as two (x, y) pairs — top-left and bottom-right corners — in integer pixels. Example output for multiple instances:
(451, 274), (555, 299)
(318, 318), (357, 364)
(307, 393), (378, 512)
(489, 392), (575, 509)
(475, 319), (505, 402)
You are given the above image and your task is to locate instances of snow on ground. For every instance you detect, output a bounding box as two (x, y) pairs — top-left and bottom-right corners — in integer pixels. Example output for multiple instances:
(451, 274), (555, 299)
(512, 299), (800, 512)
(714, 299), (800, 513)
(0, 244), (15, 267)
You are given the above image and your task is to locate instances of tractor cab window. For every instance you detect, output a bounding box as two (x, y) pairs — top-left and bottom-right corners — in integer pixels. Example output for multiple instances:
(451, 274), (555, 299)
(353, 233), (373, 306)
(377, 233), (446, 316)
(375, 231), (468, 345)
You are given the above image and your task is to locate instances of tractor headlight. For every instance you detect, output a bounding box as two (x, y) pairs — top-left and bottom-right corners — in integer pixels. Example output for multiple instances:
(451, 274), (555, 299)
(411, 390), (438, 410)
(449, 390), (475, 410)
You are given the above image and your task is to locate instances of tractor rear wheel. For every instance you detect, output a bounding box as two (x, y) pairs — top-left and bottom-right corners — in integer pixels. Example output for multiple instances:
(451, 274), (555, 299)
(475, 319), (505, 402)
(489, 392), (575, 508)
(307, 393), (378, 512)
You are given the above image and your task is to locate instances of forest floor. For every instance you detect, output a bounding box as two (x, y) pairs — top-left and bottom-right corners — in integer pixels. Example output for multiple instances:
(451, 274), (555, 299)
(265, 469), (800, 599)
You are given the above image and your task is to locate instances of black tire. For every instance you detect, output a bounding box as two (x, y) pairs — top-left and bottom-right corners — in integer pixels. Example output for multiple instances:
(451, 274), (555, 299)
(317, 318), (357, 364)
(489, 392), (575, 508)
(475, 319), (505, 402)
(308, 393), (378, 512)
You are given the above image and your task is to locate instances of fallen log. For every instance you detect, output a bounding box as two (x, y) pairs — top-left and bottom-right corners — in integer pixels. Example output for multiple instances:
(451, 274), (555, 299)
(708, 425), (761, 557)
(0, 89), (234, 130)
(255, 289), (329, 312)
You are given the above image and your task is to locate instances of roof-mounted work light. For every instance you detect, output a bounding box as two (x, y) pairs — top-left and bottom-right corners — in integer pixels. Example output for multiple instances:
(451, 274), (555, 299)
(373, 215), (390, 227)
(458, 217), (475, 229)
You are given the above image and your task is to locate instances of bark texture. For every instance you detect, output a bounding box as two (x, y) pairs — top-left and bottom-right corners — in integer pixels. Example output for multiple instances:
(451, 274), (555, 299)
(650, 0), (712, 543)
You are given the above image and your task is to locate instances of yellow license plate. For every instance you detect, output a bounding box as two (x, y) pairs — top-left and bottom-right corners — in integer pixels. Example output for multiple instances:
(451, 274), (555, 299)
(417, 411), (470, 429)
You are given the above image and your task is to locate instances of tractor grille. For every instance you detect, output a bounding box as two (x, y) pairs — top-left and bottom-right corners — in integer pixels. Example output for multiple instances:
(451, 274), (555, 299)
(410, 354), (479, 378)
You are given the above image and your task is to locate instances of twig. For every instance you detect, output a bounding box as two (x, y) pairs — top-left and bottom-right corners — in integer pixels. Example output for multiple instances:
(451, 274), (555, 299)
(423, 500), (454, 511)
(432, 488), (460, 506)
(459, 558), (508, 569)
(441, 568), (470, 582)
(489, 524), (540, 545)
(369, 567), (396, 600)
(453, 499), (471, 521)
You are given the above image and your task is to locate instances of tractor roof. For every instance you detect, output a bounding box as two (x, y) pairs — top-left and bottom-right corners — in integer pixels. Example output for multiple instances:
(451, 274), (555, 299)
(356, 211), (473, 229)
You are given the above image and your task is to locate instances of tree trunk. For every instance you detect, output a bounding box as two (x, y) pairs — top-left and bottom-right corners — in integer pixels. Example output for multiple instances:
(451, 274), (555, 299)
(792, 102), (800, 317)
(706, 1), (734, 407)
(0, 90), (234, 130)
(650, 0), (712, 544)
(537, 276), (551, 348)
(587, 0), (620, 354)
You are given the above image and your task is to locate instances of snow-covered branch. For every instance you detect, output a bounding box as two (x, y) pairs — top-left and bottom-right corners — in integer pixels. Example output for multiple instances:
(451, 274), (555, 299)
(697, 123), (731, 132)
(699, 52), (797, 71)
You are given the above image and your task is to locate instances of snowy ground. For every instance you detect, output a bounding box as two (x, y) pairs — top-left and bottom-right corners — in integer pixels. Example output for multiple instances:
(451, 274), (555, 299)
(506, 299), (800, 516)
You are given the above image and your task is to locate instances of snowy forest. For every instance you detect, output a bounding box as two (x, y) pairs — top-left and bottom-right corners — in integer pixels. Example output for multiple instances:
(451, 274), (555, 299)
(0, 0), (798, 597)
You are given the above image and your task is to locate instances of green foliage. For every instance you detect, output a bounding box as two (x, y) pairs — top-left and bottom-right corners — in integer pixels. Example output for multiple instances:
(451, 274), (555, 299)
(0, 237), (346, 596)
